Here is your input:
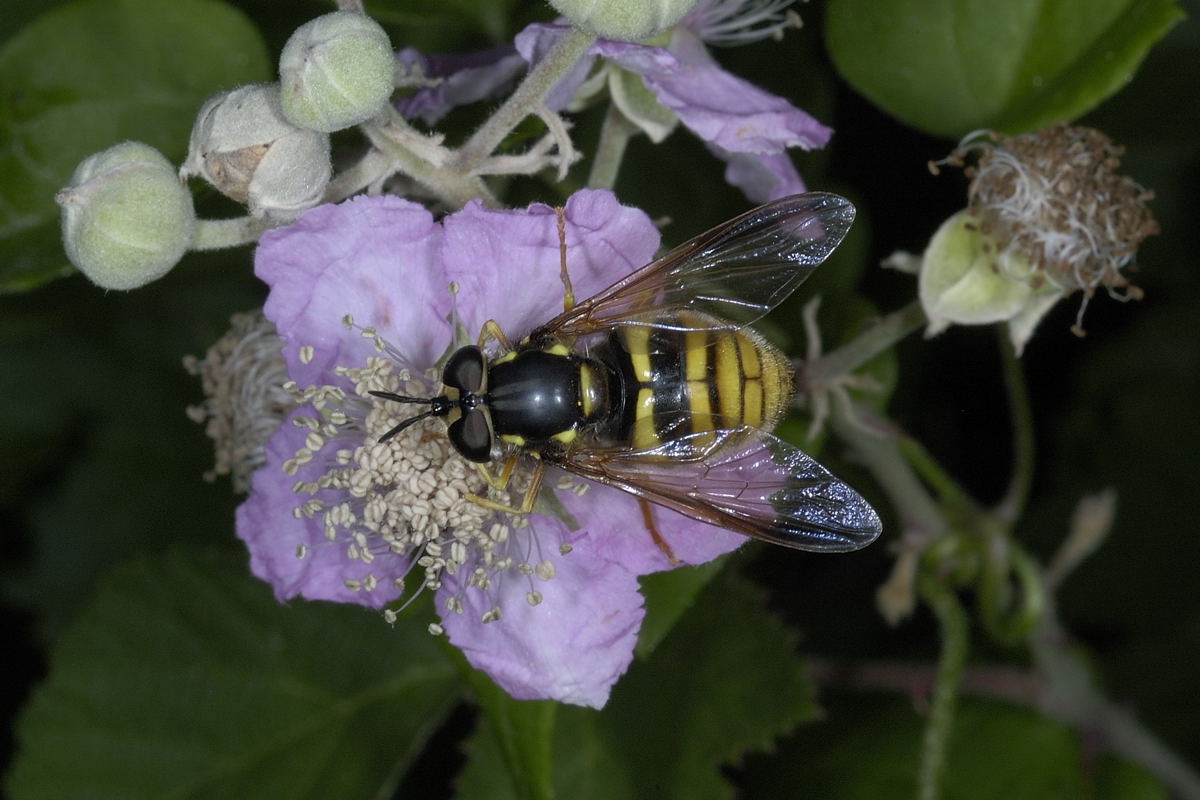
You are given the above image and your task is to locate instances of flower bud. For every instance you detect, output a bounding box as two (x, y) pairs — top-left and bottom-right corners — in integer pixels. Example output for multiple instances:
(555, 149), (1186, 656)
(180, 83), (331, 220)
(57, 141), (194, 290)
(548, 0), (699, 41)
(279, 11), (395, 133)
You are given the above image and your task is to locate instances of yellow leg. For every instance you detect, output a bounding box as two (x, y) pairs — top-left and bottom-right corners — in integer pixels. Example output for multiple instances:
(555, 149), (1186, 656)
(556, 206), (575, 312)
(474, 454), (518, 492)
(466, 459), (545, 515)
(477, 318), (513, 352)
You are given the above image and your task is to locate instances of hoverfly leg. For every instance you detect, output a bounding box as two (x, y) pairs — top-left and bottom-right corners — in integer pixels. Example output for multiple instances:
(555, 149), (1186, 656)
(476, 319), (514, 352)
(555, 206), (575, 311)
(465, 458), (545, 515)
(638, 498), (681, 565)
(474, 453), (518, 492)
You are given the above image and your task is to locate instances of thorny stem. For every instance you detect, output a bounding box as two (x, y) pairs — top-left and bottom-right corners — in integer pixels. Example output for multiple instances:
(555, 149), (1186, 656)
(804, 299), (926, 386)
(587, 102), (637, 190)
(455, 27), (596, 175)
(994, 331), (1035, 523)
(190, 216), (281, 250)
(916, 571), (970, 800)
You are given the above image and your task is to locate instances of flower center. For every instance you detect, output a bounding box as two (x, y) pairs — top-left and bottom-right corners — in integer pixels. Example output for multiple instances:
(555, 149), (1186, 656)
(283, 322), (569, 627)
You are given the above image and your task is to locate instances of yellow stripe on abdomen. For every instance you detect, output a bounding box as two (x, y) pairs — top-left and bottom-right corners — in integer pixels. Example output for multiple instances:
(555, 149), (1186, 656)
(632, 387), (659, 450)
(713, 329), (743, 424)
(621, 326), (653, 382)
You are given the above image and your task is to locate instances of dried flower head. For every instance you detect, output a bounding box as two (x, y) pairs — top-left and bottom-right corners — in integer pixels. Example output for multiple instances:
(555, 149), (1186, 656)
(185, 311), (294, 491)
(946, 124), (1157, 323)
(919, 123), (1159, 350)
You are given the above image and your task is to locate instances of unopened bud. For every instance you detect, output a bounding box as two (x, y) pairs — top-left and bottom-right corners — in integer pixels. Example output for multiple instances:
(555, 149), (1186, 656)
(57, 141), (194, 290)
(548, 0), (699, 41)
(279, 11), (395, 133)
(180, 83), (331, 220)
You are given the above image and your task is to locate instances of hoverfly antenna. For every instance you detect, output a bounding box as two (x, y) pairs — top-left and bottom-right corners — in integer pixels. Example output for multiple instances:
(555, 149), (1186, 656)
(368, 390), (446, 444)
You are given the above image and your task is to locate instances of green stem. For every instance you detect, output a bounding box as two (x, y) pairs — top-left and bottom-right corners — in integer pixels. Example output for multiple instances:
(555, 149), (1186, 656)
(455, 27), (596, 174)
(587, 102), (637, 190)
(805, 299), (926, 385)
(916, 571), (970, 800)
(189, 216), (281, 250)
(895, 435), (977, 517)
(994, 331), (1034, 523)
(977, 537), (1044, 644)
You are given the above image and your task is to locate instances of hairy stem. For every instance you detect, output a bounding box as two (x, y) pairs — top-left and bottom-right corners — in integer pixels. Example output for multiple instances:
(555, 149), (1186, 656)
(190, 216), (281, 250)
(362, 114), (494, 207)
(804, 299), (925, 386)
(455, 27), (596, 175)
(833, 403), (944, 540)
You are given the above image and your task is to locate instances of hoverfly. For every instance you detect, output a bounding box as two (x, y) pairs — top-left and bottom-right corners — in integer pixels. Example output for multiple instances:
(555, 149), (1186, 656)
(371, 192), (882, 553)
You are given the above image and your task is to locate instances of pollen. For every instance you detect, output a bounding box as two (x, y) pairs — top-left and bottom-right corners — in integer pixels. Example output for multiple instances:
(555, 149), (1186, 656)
(283, 336), (567, 628)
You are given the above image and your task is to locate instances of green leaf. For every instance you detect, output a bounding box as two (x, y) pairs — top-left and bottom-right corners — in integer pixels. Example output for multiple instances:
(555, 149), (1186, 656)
(458, 651), (557, 800)
(457, 569), (815, 800)
(7, 548), (460, 800)
(0, 260), (263, 640)
(598, 570), (818, 800)
(740, 696), (1170, 799)
(634, 558), (725, 658)
(459, 705), (636, 800)
(825, 0), (1184, 138)
(0, 0), (271, 291)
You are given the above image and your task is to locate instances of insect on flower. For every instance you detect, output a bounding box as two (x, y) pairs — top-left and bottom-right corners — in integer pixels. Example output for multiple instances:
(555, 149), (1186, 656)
(370, 192), (882, 554)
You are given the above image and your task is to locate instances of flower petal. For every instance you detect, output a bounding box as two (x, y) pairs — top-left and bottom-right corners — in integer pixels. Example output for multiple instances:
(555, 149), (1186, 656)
(443, 190), (659, 340)
(612, 30), (831, 154)
(256, 196), (451, 386)
(236, 409), (408, 608)
(439, 534), (645, 708)
(712, 146), (807, 203)
(559, 479), (745, 575)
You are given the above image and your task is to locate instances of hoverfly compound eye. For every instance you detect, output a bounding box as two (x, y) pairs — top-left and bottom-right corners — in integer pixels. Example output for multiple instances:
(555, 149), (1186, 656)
(443, 346), (486, 393)
(448, 408), (494, 463)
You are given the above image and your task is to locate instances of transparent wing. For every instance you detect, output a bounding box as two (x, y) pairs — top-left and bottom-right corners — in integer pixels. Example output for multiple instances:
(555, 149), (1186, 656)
(534, 192), (856, 338)
(554, 427), (882, 552)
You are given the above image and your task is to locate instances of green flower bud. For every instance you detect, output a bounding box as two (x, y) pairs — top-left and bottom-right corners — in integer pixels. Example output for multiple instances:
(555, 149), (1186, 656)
(548, 0), (699, 42)
(279, 11), (395, 133)
(918, 211), (1061, 354)
(180, 83), (331, 220)
(57, 141), (195, 290)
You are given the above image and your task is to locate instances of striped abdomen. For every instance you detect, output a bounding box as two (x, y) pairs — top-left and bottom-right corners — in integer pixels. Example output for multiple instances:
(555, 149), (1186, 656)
(600, 310), (793, 454)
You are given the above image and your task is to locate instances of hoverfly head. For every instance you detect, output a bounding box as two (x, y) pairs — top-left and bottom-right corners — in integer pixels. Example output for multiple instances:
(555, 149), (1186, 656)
(439, 345), (494, 463)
